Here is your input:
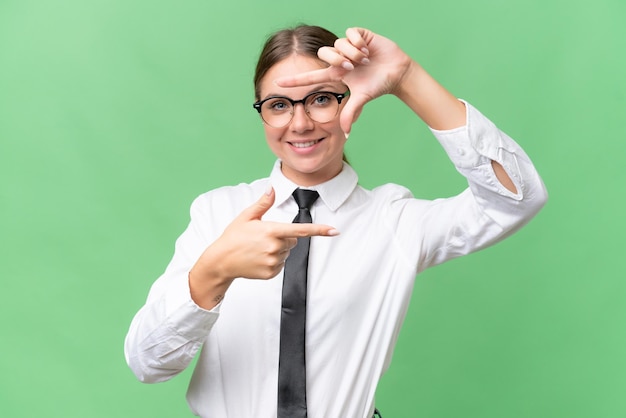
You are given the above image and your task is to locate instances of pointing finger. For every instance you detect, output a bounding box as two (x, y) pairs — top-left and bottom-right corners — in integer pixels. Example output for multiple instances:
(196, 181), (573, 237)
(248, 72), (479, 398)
(272, 222), (340, 238)
(274, 66), (345, 88)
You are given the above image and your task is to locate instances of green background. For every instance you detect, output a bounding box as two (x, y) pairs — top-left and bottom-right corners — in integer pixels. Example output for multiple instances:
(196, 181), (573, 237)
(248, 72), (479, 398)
(1, 0), (624, 416)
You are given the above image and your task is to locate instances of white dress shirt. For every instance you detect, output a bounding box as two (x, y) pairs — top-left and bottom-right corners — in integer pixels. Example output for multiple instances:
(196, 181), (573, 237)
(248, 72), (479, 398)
(125, 102), (547, 418)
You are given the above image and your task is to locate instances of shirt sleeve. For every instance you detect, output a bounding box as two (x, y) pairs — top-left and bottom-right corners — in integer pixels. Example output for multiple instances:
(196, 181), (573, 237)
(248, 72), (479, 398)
(124, 195), (221, 383)
(389, 100), (548, 271)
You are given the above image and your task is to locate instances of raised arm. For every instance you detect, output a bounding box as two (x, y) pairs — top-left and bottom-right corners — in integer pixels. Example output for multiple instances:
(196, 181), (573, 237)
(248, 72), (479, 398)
(276, 27), (516, 192)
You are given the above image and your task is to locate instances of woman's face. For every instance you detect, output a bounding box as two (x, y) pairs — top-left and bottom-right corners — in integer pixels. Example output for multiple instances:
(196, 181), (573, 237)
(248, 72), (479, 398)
(258, 54), (348, 186)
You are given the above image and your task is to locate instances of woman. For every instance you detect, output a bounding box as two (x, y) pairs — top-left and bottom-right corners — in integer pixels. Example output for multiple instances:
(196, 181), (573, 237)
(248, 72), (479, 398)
(125, 25), (547, 417)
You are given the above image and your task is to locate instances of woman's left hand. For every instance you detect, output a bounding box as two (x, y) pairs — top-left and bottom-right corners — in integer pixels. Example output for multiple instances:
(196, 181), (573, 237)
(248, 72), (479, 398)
(275, 27), (416, 135)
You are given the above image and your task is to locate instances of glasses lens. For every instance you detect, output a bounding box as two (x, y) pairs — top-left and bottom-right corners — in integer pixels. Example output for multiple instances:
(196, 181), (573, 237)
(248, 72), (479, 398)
(260, 98), (293, 128)
(258, 92), (341, 128)
(305, 92), (340, 124)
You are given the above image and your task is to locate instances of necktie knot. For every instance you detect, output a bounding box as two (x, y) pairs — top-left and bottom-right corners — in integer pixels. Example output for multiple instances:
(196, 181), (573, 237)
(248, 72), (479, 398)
(292, 189), (319, 211)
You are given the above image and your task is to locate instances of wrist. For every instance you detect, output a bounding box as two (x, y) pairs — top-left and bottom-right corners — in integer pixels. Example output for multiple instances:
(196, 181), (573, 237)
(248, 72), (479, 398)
(189, 255), (235, 310)
(392, 59), (423, 100)
(392, 60), (465, 130)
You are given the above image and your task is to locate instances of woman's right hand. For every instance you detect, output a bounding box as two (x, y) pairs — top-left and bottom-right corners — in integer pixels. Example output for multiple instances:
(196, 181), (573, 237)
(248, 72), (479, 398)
(188, 187), (338, 310)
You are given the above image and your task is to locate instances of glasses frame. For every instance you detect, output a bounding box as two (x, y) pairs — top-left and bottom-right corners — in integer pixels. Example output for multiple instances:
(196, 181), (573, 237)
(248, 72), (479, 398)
(252, 90), (350, 128)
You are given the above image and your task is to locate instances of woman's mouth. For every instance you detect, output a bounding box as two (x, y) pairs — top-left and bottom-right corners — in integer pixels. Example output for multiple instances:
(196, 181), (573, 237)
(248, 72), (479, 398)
(289, 139), (323, 148)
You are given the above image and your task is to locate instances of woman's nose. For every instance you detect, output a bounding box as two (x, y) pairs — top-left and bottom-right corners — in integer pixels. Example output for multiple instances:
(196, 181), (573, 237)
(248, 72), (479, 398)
(289, 103), (315, 132)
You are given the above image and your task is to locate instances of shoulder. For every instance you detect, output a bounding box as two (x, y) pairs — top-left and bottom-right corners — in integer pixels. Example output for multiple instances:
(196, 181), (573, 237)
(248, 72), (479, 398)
(356, 183), (438, 220)
(368, 183), (415, 204)
(342, 182), (419, 215)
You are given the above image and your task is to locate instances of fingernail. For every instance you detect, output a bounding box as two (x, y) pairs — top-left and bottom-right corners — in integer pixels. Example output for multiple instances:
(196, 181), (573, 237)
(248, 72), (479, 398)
(361, 47), (369, 55)
(361, 58), (370, 65)
(342, 61), (354, 71)
(265, 183), (273, 195)
(327, 229), (340, 236)
(344, 132), (350, 140)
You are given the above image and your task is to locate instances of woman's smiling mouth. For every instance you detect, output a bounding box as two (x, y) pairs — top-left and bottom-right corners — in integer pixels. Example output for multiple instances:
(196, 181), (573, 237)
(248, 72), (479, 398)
(289, 139), (323, 148)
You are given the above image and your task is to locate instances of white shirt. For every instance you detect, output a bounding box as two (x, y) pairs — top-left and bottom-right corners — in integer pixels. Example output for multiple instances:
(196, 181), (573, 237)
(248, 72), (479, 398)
(125, 102), (547, 418)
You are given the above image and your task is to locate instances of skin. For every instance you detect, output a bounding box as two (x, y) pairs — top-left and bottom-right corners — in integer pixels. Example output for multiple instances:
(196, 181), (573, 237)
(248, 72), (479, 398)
(278, 28), (516, 191)
(189, 27), (518, 310)
(188, 186), (338, 310)
(259, 54), (349, 187)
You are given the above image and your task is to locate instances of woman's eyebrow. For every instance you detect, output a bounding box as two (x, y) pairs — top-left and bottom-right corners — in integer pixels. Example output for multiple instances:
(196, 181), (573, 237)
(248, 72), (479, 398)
(261, 84), (343, 101)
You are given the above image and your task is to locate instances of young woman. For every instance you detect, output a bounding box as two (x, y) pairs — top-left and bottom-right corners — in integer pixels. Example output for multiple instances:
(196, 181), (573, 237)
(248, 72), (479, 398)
(125, 25), (547, 418)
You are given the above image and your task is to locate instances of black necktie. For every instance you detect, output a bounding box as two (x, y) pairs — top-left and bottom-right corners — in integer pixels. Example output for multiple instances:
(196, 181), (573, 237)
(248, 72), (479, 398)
(278, 188), (319, 418)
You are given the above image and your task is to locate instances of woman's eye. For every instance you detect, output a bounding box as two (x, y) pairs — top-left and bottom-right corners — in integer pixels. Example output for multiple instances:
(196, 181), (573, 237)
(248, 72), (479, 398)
(311, 94), (332, 106)
(268, 100), (290, 112)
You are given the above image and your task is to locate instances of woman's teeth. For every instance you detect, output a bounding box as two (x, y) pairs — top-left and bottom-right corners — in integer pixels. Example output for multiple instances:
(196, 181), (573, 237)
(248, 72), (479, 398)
(292, 140), (319, 148)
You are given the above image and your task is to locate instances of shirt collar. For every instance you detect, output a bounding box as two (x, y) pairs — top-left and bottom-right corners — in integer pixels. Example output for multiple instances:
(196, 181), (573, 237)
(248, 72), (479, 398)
(268, 160), (358, 212)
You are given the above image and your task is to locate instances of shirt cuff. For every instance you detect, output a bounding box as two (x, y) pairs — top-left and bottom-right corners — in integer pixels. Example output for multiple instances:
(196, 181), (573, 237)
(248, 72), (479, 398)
(162, 272), (221, 341)
(430, 99), (505, 169)
(430, 99), (524, 199)
(166, 299), (220, 341)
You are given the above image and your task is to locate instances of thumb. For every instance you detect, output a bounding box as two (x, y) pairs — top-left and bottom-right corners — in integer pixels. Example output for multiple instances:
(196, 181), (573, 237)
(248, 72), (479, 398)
(340, 93), (367, 135)
(239, 185), (275, 221)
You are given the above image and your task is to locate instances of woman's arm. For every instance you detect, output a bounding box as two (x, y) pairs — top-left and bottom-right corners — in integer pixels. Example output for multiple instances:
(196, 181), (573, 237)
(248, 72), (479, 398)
(393, 60), (517, 193)
(276, 27), (517, 192)
(125, 187), (338, 382)
(188, 187), (338, 310)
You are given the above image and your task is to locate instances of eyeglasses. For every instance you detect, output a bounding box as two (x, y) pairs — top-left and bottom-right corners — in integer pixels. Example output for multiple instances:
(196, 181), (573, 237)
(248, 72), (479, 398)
(252, 91), (349, 128)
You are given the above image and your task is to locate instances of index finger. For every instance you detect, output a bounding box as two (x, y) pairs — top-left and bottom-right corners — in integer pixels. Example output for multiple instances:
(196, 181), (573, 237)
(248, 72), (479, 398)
(274, 67), (341, 89)
(271, 221), (340, 238)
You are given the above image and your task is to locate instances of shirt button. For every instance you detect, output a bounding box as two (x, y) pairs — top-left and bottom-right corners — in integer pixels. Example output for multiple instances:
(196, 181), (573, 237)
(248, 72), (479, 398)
(457, 148), (466, 156)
